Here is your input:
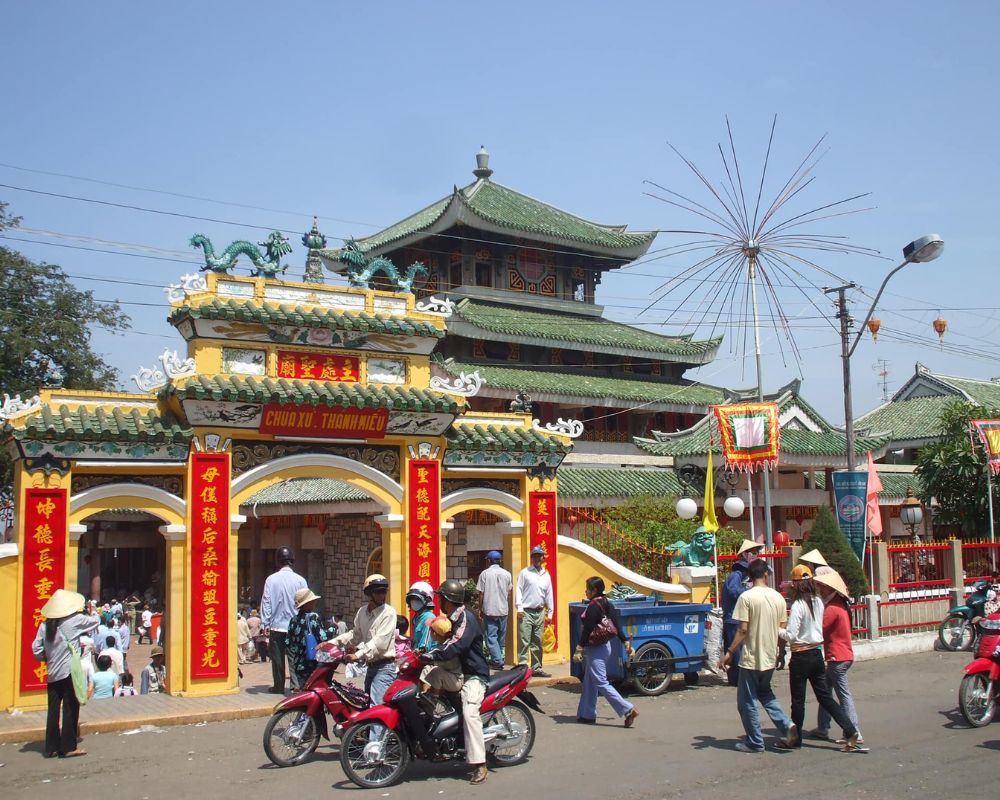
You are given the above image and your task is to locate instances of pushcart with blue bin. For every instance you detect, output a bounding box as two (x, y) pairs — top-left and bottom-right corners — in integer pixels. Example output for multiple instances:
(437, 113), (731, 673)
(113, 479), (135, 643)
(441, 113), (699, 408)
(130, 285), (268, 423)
(569, 596), (711, 695)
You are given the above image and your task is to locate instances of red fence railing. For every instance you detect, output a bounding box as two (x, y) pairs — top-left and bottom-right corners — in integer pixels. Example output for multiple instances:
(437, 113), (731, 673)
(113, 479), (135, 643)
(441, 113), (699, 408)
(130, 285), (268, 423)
(887, 542), (951, 590)
(961, 541), (1000, 583)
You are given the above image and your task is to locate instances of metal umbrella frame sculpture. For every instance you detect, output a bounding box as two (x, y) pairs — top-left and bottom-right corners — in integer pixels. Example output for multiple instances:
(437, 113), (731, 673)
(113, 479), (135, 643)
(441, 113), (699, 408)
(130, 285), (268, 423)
(643, 116), (879, 547)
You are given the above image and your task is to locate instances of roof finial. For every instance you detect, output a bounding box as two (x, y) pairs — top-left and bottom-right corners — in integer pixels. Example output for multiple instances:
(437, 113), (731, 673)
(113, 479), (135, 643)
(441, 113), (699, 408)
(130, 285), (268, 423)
(473, 145), (493, 180)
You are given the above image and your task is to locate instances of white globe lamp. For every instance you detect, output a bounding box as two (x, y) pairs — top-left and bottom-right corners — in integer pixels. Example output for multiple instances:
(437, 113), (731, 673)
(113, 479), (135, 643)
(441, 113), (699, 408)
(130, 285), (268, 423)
(676, 496), (698, 520)
(723, 495), (745, 518)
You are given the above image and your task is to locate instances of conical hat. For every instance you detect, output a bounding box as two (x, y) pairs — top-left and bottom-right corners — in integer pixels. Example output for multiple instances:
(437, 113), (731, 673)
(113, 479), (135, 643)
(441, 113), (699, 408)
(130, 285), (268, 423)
(40, 589), (86, 620)
(737, 539), (763, 556)
(813, 570), (850, 599)
(799, 549), (828, 567)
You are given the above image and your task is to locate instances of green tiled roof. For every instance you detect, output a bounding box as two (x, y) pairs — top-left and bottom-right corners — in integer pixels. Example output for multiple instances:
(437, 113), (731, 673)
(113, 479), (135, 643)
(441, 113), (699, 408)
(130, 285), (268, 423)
(438, 360), (725, 408)
(935, 375), (1000, 409)
(7, 405), (192, 443)
(167, 375), (460, 413)
(447, 424), (570, 455)
(243, 477), (371, 506)
(636, 424), (889, 459)
(453, 300), (720, 361)
(855, 395), (954, 442)
(815, 470), (920, 499)
(168, 298), (444, 340)
(557, 467), (681, 498)
(320, 179), (656, 257)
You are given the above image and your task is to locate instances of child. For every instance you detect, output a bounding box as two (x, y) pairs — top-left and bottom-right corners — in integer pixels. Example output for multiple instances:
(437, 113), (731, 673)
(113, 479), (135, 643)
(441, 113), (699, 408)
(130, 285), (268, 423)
(92, 655), (119, 699)
(115, 672), (137, 697)
(395, 615), (412, 659)
(419, 615), (463, 695)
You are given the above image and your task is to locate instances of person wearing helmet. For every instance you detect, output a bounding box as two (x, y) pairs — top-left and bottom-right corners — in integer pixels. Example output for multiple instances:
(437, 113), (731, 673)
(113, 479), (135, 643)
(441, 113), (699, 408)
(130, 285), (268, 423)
(406, 581), (436, 652)
(476, 550), (512, 669)
(420, 578), (490, 785)
(332, 574), (398, 706)
(261, 546), (307, 694)
(516, 546), (553, 677)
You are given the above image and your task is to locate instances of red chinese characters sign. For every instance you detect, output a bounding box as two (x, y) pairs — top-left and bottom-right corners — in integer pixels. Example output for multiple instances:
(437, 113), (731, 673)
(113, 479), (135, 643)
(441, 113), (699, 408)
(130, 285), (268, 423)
(407, 460), (440, 590)
(20, 488), (68, 692)
(258, 404), (388, 439)
(190, 453), (229, 679)
(277, 350), (359, 383)
(529, 491), (558, 648)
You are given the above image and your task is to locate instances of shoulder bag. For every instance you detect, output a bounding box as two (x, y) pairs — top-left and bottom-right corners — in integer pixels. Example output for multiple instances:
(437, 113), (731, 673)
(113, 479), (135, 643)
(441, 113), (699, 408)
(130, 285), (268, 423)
(60, 623), (89, 705)
(586, 599), (618, 646)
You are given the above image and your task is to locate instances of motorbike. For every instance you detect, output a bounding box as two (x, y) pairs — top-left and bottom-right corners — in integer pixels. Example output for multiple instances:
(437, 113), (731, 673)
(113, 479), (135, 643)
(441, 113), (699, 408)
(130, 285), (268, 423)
(336, 647), (542, 788)
(939, 579), (998, 651)
(263, 643), (369, 767)
(958, 613), (1000, 726)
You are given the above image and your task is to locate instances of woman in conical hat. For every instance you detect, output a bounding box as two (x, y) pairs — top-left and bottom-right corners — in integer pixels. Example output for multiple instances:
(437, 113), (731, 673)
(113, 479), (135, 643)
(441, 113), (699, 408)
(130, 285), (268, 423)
(31, 589), (100, 758)
(800, 549), (828, 568)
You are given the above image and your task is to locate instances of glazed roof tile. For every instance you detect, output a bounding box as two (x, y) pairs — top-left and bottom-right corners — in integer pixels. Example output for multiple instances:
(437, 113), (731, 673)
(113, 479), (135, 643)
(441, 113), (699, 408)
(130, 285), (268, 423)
(453, 300), (720, 360)
(167, 375), (460, 413)
(815, 470), (921, 499)
(7, 405), (191, 443)
(168, 297), (444, 339)
(243, 477), (370, 506)
(320, 179), (656, 256)
(556, 466), (681, 498)
(855, 395), (955, 442)
(438, 360), (725, 408)
(446, 424), (570, 455)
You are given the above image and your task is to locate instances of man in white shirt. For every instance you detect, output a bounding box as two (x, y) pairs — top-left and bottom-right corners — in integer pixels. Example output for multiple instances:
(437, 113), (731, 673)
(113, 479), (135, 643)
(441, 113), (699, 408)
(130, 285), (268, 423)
(333, 573), (398, 705)
(115, 616), (130, 670)
(139, 605), (153, 644)
(516, 546), (554, 677)
(261, 546), (308, 694)
(102, 634), (125, 676)
(477, 550), (513, 669)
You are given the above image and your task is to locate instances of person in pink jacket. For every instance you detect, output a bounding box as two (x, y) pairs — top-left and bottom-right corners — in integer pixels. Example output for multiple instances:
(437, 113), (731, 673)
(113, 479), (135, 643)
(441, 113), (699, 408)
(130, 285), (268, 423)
(811, 570), (863, 745)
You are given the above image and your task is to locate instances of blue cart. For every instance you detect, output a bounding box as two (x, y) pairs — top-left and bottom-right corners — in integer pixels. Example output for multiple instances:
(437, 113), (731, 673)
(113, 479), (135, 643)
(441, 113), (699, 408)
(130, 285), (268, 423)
(569, 597), (711, 696)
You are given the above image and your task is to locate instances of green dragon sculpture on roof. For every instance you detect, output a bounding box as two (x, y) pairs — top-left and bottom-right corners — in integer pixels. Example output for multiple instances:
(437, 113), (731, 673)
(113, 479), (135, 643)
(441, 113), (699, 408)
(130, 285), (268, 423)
(191, 232), (292, 278)
(337, 239), (428, 293)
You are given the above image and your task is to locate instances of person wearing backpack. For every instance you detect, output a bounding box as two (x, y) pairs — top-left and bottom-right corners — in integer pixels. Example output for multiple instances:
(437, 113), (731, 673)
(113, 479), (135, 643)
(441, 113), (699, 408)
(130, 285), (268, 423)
(573, 576), (638, 728)
(31, 588), (100, 758)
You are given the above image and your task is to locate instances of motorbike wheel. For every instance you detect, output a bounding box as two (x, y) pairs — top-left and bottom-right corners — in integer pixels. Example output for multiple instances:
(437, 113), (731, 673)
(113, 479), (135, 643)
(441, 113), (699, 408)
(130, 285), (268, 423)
(263, 709), (320, 767)
(939, 614), (975, 651)
(339, 721), (410, 788)
(484, 700), (536, 766)
(959, 673), (996, 727)
(631, 642), (673, 696)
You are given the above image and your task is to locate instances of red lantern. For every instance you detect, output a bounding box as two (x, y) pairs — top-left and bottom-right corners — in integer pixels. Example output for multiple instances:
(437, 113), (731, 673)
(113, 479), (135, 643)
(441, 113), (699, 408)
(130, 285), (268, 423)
(867, 318), (881, 342)
(932, 314), (947, 348)
(567, 514), (579, 529)
(773, 530), (791, 548)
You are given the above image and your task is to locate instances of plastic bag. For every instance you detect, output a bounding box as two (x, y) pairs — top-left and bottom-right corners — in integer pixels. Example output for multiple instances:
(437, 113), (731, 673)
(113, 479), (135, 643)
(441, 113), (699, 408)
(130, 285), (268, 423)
(542, 624), (556, 653)
(702, 607), (726, 678)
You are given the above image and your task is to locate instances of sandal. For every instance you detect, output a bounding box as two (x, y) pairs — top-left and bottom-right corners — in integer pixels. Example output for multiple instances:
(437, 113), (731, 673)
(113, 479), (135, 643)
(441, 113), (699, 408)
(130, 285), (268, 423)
(60, 749), (87, 758)
(624, 708), (639, 728)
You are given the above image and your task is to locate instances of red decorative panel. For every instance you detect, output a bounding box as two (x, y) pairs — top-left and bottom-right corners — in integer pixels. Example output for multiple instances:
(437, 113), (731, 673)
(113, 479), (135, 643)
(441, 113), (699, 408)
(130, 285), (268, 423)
(276, 351), (359, 382)
(407, 460), (441, 590)
(20, 488), (68, 692)
(529, 491), (558, 648)
(190, 453), (230, 679)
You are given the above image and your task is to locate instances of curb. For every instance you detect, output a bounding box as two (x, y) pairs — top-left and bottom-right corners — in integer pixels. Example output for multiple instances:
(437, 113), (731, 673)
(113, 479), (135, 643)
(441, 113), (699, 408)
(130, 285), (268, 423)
(853, 631), (937, 662)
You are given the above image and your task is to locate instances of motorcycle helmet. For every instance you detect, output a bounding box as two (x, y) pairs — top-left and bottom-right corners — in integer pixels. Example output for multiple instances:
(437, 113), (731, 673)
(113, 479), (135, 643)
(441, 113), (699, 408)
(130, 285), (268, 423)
(363, 573), (389, 595)
(486, 550), (503, 563)
(275, 545), (295, 566)
(406, 581), (434, 611)
(436, 578), (466, 605)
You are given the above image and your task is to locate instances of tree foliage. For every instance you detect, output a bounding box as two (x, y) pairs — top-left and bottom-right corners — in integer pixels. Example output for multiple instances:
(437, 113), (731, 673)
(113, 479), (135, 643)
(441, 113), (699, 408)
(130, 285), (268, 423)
(914, 400), (999, 537)
(807, 505), (870, 598)
(0, 202), (131, 497)
(600, 494), (745, 553)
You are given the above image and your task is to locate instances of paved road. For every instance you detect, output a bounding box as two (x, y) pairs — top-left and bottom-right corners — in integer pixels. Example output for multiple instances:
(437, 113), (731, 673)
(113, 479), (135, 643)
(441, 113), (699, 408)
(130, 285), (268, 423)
(1, 650), (996, 799)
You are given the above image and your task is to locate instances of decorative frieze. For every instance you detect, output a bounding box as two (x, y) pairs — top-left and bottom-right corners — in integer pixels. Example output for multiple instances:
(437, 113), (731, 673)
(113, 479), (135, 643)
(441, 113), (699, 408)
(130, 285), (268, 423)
(429, 370), (483, 397)
(532, 418), (585, 438)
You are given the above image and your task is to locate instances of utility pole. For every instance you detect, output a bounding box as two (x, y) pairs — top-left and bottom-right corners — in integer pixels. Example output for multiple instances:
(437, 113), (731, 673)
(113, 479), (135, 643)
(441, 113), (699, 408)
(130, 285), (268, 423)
(825, 283), (857, 472)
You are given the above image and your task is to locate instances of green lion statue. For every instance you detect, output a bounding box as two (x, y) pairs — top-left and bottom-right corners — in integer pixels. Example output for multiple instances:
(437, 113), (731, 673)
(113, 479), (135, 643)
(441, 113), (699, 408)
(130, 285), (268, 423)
(668, 526), (716, 567)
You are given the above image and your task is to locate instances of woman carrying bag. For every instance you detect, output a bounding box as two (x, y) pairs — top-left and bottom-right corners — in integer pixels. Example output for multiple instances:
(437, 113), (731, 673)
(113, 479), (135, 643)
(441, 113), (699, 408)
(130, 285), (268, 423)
(31, 588), (100, 758)
(286, 588), (332, 687)
(574, 576), (639, 728)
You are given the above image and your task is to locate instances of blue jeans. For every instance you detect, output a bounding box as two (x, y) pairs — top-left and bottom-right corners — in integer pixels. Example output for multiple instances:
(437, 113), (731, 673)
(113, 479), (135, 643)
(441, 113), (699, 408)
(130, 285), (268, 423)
(484, 615), (508, 665)
(737, 666), (792, 751)
(817, 659), (860, 736)
(577, 641), (633, 720)
(365, 660), (397, 707)
(722, 622), (742, 687)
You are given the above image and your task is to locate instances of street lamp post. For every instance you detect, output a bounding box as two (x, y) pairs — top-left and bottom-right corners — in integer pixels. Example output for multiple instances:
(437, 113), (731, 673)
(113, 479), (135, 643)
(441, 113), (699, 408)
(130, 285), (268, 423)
(825, 235), (944, 472)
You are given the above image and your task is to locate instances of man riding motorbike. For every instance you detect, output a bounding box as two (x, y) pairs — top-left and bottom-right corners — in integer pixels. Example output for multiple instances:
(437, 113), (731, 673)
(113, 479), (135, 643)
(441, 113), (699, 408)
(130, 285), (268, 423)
(420, 578), (490, 785)
(333, 574), (398, 706)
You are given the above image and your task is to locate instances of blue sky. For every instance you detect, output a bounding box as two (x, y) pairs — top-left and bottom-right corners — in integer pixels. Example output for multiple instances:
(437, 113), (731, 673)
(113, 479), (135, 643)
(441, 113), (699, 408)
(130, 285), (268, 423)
(2, 2), (998, 423)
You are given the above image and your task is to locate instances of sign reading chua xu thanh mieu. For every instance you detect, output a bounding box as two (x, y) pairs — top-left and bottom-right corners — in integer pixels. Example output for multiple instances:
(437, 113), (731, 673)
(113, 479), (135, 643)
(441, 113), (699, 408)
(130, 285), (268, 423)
(258, 404), (389, 438)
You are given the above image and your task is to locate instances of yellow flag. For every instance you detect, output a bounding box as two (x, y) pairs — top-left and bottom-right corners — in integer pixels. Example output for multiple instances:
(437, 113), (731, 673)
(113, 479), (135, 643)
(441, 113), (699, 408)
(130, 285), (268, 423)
(702, 448), (720, 532)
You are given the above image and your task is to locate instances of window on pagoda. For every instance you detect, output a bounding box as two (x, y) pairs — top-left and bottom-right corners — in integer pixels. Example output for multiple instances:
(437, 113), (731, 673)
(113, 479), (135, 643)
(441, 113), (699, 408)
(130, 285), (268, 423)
(475, 260), (493, 287)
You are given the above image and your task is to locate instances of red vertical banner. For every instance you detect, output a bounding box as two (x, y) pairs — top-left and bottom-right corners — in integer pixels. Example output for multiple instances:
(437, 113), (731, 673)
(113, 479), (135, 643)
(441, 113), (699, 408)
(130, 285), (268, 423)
(20, 488), (68, 692)
(529, 491), (558, 649)
(407, 459), (441, 591)
(190, 452), (230, 679)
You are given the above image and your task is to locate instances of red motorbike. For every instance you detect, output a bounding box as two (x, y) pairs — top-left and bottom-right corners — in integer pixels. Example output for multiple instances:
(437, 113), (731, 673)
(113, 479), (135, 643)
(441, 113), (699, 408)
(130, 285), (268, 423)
(958, 613), (1000, 727)
(263, 643), (369, 766)
(337, 647), (541, 788)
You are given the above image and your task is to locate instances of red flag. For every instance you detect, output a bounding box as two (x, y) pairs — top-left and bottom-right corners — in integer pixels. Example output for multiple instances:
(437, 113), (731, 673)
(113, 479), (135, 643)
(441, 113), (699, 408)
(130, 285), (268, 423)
(866, 451), (883, 536)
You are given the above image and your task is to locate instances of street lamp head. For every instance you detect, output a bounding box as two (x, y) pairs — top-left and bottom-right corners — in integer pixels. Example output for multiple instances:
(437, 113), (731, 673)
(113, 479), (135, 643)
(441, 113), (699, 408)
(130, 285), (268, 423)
(902, 234), (944, 264)
(676, 496), (698, 521)
(900, 484), (924, 530)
